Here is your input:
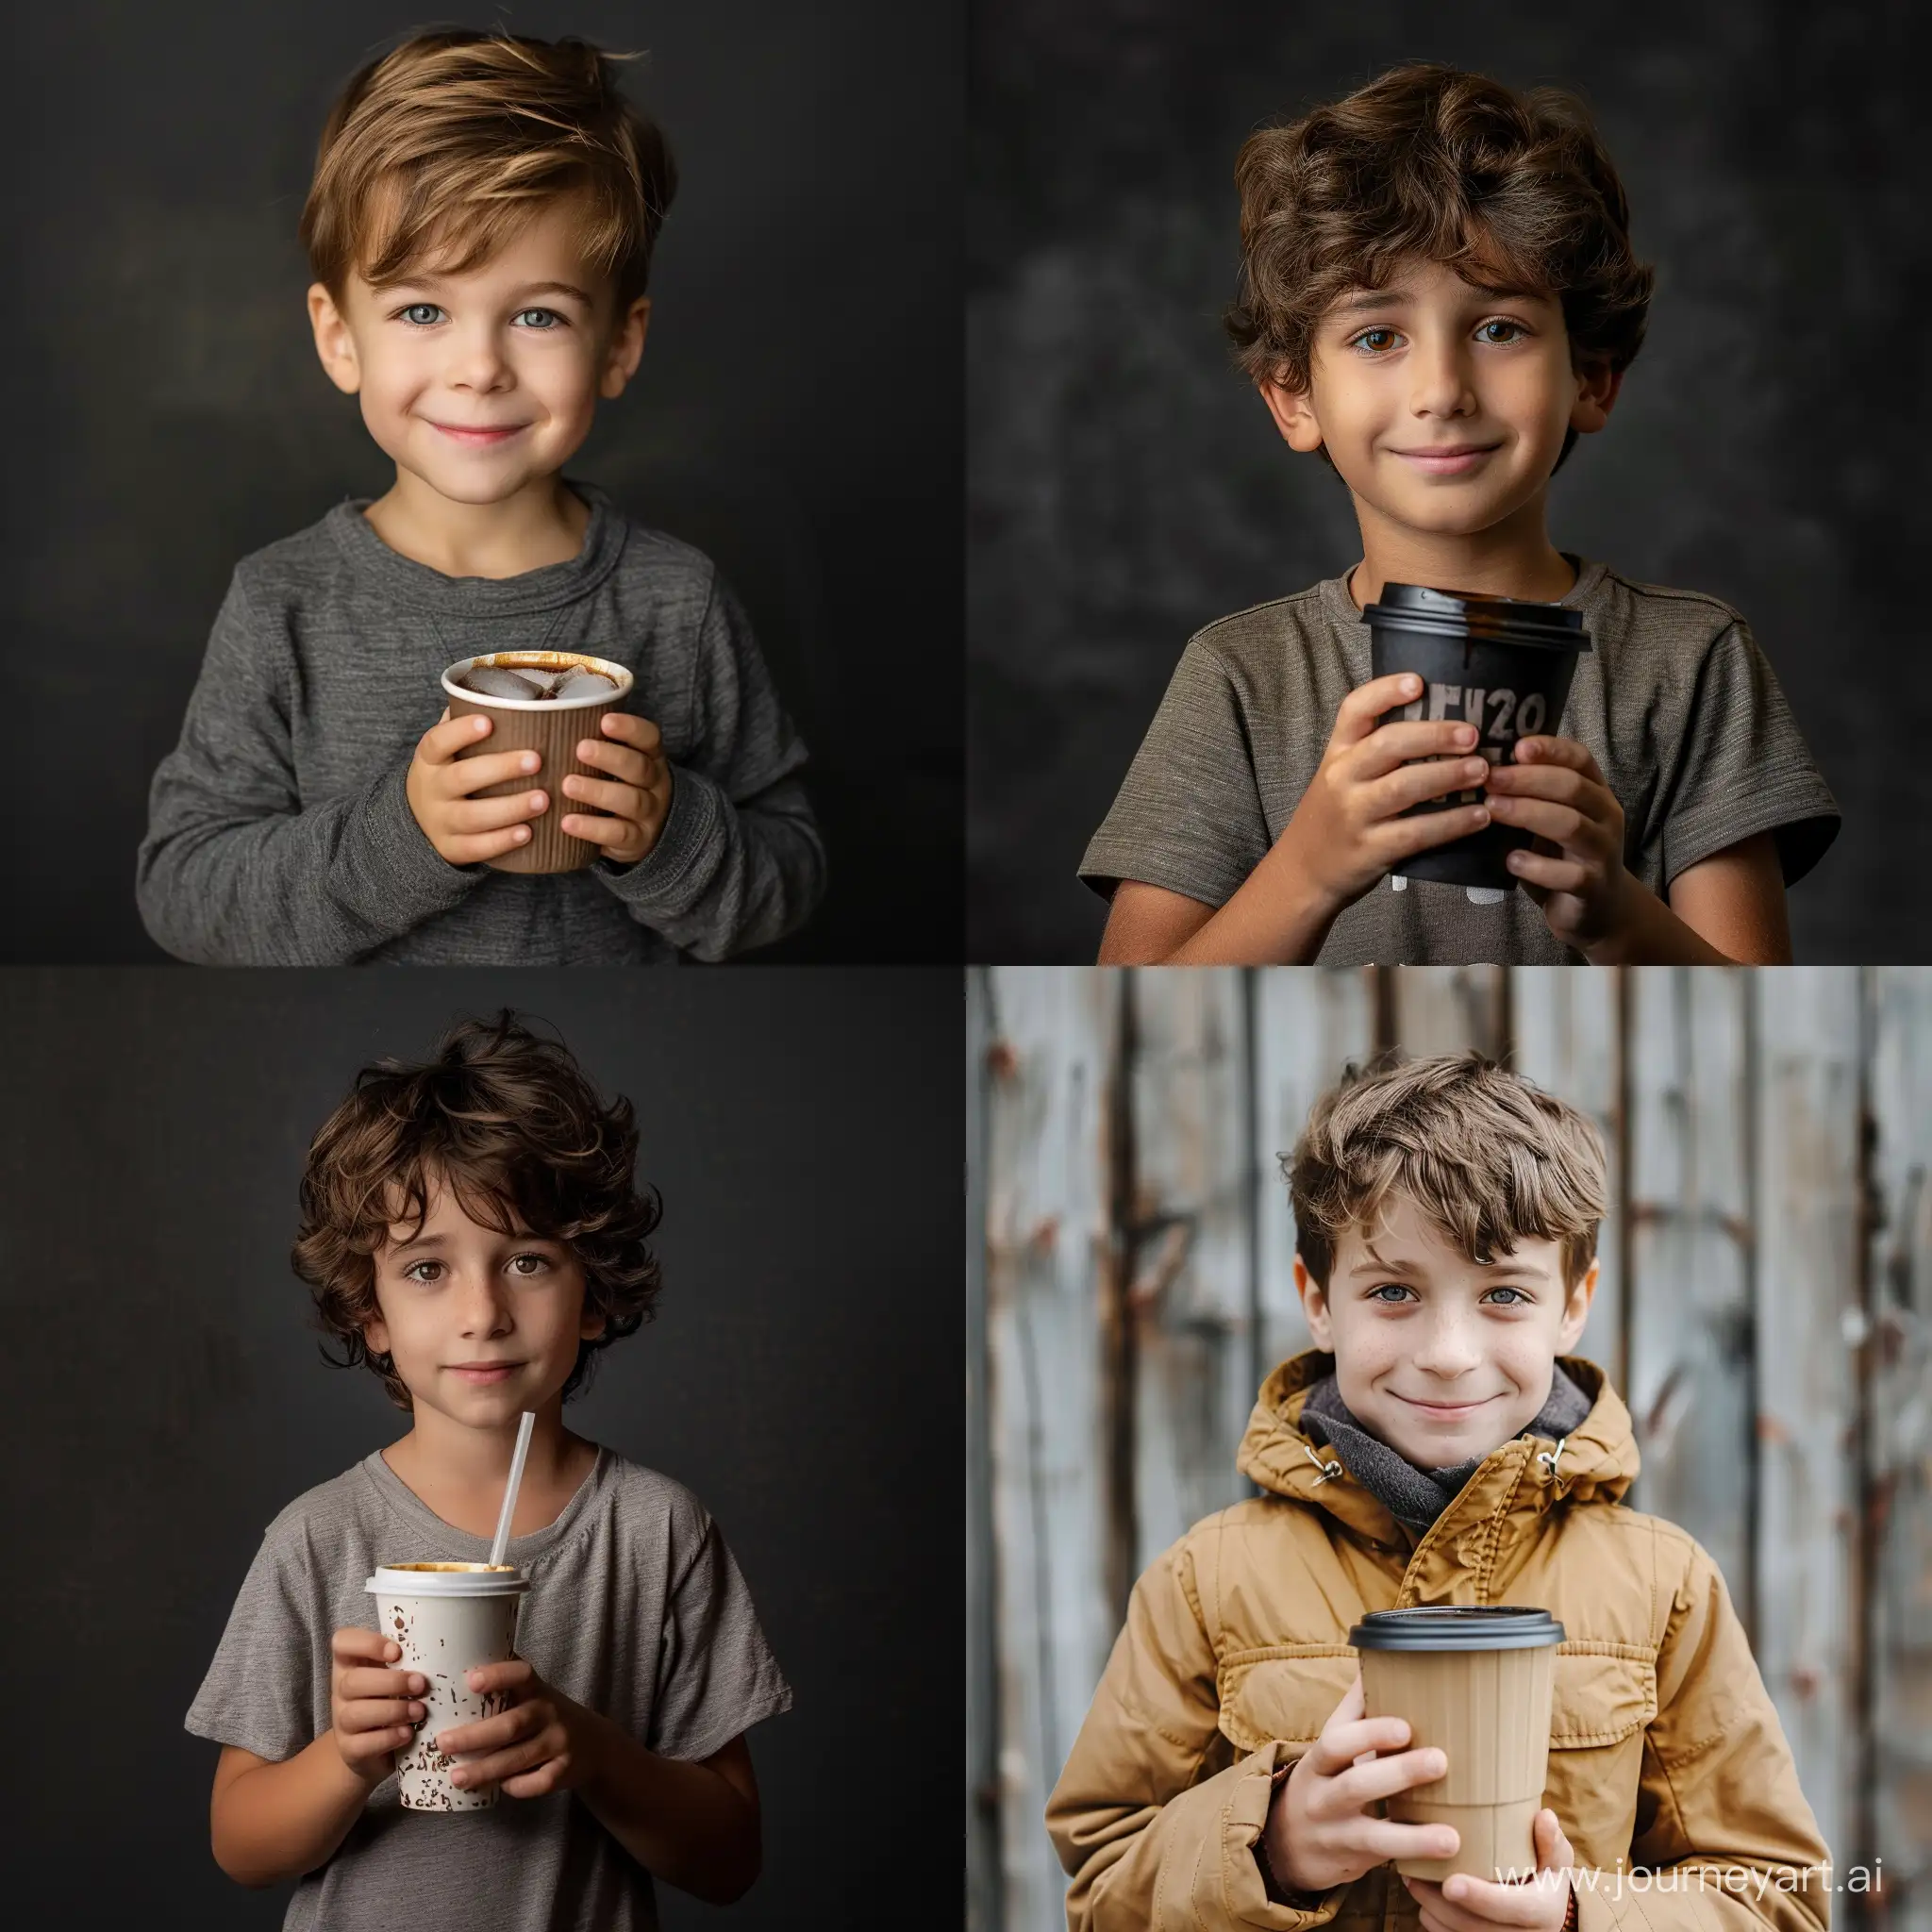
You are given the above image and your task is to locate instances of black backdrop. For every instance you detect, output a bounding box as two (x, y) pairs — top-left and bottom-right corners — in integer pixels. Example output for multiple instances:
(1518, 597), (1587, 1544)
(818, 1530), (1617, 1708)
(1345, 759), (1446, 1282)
(0, 968), (958, 1928)
(968, 0), (1932, 963)
(3, 0), (960, 964)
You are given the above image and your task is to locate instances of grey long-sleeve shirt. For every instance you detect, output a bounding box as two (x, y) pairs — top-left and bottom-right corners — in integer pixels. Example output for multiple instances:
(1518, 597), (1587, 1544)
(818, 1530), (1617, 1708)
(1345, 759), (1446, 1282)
(136, 481), (824, 964)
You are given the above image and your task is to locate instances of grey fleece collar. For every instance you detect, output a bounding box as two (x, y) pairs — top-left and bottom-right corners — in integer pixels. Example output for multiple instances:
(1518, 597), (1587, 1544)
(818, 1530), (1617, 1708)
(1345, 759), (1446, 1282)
(1300, 1362), (1593, 1533)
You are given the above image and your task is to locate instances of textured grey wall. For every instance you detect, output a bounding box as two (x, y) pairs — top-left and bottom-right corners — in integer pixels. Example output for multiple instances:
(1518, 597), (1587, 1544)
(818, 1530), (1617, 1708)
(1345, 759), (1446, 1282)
(969, 0), (1931, 962)
(3, 0), (960, 963)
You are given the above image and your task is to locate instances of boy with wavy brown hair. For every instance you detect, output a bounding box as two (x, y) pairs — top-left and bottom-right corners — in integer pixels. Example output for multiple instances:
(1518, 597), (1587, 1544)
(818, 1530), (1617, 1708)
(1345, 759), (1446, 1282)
(1049, 1053), (1830, 1932)
(138, 29), (823, 965)
(186, 1012), (791, 1930)
(1082, 63), (1837, 968)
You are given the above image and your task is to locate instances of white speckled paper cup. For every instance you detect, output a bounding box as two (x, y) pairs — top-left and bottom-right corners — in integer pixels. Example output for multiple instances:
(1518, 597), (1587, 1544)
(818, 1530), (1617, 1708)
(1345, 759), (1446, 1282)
(441, 651), (634, 874)
(368, 1562), (529, 1812)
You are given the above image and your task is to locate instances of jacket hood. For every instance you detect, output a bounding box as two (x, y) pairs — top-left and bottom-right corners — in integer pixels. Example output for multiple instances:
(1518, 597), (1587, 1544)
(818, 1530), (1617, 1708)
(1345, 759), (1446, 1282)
(1236, 1347), (1640, 1553)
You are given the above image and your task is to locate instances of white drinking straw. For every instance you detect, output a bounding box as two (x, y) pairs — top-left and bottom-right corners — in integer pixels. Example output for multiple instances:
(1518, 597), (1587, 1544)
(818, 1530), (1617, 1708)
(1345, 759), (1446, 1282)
(488, 1410), (538, 1569)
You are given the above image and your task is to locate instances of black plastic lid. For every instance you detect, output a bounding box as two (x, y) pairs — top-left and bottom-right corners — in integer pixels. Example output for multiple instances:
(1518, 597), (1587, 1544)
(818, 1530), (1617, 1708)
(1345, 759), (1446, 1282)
(1350, 1605), (1565, 1652)
(1363, 582), (1591, 653)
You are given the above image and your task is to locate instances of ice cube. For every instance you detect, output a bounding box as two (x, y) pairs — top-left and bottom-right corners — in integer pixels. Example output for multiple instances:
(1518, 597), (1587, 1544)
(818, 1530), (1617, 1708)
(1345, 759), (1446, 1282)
(551, 668), (617, 702)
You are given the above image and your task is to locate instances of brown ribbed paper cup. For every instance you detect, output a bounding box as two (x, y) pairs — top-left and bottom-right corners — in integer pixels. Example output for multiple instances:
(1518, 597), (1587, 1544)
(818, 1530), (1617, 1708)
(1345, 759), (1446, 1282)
(441, 652), (633, 874)
(1351, 1606), (1563, 1884)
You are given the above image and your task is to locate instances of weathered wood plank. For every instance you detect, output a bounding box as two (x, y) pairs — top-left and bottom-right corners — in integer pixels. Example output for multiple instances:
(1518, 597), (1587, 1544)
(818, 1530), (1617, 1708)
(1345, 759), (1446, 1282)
(982, 967), (1121, 1931)
(1254, 970), (1376, 1374)
(1126, 969), (1255, 1576)
(1386, 964), (1509, 1060)
(1509, 969), (1626, 1390)
(1620, 970), (1755, 1607)
(1867, 967), (1932, 1913)
(1753, 967), (1862, 1874)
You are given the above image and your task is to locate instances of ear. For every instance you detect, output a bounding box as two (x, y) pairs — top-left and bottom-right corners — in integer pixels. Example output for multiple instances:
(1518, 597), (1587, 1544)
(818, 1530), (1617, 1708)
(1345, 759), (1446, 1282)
(579, 1296), (608, 1343)
(308, 282), (362, 396)
(362, 1311), (391, 1359)
(1293, 1253), (1332, 1349)
(1569, 359), (1624, 437)
(1257, 376), (1327, 455)
(599, 295), (652, 400)
(1557, 1258), (1599, 1350)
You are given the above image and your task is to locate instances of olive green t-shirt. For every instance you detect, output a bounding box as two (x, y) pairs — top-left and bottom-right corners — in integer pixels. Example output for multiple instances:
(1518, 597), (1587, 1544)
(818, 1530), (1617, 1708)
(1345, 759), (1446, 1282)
(1079, 556), (1840, 964)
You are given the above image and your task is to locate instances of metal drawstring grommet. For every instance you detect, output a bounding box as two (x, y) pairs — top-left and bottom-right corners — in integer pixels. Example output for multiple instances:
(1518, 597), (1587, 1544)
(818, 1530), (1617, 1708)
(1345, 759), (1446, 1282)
(1303, 1441), (1343, 1486)
(1536, 1436), (1569, 1479)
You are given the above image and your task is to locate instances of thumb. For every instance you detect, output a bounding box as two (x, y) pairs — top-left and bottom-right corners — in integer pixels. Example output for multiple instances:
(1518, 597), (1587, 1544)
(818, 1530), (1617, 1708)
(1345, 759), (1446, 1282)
(1537, 1808), (1573, 1869)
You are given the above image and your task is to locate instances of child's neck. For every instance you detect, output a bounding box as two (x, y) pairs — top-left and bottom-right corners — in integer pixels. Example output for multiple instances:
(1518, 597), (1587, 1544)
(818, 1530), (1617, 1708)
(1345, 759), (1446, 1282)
(1345, 487), (1577, 608)
(381, 1402), (598, 1542)
(362, 470), (591, 581)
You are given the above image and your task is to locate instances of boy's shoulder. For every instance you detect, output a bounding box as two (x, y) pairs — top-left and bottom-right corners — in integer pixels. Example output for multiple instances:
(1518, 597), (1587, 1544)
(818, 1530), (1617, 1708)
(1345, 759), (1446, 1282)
(1587, 562), (1754, 652)
(1184, 581), (1342, 678)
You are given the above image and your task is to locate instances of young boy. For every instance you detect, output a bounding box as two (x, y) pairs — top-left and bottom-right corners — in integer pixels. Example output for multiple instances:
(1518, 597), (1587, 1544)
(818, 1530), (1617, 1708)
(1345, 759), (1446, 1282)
(1047, 1054), (1830, 1932)
(187, 1012), (791, 1928)
(1082, 63), (1838, 967)
(137, 30), (824, 965)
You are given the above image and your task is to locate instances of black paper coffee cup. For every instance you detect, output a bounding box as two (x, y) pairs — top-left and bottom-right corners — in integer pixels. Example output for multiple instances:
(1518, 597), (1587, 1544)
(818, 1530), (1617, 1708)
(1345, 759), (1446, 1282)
(1366, 584), (1591, 891)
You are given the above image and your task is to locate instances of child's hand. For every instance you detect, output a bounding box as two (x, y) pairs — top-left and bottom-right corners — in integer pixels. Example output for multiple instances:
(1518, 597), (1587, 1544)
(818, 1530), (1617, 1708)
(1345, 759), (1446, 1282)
(1403, 1808), (1578, 1932)
(558, 713), (675, 867)
(1482, 737), (1633, 951)
(434, 1658), (602, 1800)
(406, 711), (553, 866)
(1278, 675), (1497, 914)
(329, 1627), (426, 1787)
(1262, 1672), (1461, 1894)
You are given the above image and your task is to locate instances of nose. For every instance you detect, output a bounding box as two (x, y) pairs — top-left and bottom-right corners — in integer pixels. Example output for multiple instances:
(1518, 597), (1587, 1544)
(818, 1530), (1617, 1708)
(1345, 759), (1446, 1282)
(1407, 326), (1477, 422)
(442, 320), (514, 392)
(454, 1268), (514, 1338)
(1409, 1312), (1483, 1383)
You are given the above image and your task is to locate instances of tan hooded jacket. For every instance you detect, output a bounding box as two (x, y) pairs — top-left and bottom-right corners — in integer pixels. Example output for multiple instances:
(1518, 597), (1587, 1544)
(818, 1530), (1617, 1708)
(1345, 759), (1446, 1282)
(1047, 1351), (1831, 1932)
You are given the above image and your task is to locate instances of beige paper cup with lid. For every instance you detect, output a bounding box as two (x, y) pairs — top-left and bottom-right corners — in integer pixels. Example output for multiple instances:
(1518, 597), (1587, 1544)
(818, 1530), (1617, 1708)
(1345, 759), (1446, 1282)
(441, 651), (633, 874)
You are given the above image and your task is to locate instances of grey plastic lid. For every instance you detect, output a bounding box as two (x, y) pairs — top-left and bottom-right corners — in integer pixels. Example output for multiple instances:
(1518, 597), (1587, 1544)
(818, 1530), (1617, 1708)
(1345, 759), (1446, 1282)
(1350, 1605), (1565, 1651)
(1363, 582), (1591, 653)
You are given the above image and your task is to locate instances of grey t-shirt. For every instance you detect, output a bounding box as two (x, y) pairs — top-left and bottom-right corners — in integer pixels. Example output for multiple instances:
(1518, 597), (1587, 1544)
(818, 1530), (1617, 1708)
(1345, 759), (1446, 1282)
(1080, 556), (1840, 963)
(137, 480), (824, 965)
(186, 1447), (792, 1932)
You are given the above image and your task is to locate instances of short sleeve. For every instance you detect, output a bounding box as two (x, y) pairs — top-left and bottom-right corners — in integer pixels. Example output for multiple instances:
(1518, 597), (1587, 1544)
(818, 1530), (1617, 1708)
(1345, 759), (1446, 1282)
(184, 1526), (325, 1764)
(1648, 620), (1840, 889)
(1079, 640), (1273, 908)
(648, 1515), (793, 1762)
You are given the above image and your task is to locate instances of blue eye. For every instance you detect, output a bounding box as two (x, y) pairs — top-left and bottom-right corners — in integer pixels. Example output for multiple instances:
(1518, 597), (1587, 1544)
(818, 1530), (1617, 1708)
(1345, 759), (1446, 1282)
(1487, 1286), (1529, 1305)
(397, 303), (443, 326)
(514, 308), (565, 330)
(1368, 1283), (1411, 1303)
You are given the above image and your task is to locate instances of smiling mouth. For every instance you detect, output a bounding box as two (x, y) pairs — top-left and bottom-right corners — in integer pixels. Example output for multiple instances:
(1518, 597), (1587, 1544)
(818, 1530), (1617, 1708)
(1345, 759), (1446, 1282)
(1393, 443), (1499, 469)
(1402, 1393), (1495, 1414)
(447, 1362), (523, 1382)
(428, 423), (528, 442)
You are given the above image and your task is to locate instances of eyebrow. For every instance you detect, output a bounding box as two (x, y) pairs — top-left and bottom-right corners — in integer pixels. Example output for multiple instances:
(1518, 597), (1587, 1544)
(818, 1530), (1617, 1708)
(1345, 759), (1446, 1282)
(1350, 1247), (1543, 1285)
(1330, 280), (1541, 317)
(371, 275), (596, 305)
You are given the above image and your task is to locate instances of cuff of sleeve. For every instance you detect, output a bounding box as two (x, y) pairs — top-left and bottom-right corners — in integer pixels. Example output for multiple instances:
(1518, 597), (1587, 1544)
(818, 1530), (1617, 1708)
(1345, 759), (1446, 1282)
(593, 764), (724, 912)
(1225, 1741), (1348, 1928)
(341, 758), (487, 917)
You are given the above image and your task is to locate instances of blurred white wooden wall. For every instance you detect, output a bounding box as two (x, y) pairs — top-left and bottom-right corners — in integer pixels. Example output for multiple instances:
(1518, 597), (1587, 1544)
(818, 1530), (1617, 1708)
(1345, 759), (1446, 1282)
(968, 967), (1932, 1932)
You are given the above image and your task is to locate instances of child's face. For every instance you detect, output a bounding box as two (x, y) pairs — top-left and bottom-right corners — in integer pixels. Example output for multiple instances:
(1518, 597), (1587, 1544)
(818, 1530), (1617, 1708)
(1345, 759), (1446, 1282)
(1294, 1191), (1595, 1469)
(362, 1177), (606, 1429)
(307, 197), (650, 510)
(1261, 255), (1622, 538)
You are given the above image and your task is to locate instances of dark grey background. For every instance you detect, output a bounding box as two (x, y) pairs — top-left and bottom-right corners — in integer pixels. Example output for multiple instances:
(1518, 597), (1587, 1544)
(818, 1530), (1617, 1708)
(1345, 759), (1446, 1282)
(0, 968), (958, 1928)
(4, 1), (959, 964)
(968, 0), (1931, 963)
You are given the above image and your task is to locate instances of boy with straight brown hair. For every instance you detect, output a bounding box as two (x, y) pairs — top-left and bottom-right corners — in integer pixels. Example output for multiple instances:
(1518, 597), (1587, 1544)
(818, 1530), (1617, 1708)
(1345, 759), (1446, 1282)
(138, 29), (823, 965)
(1048, 1053), (1830, 1932)
(1082, 63), (1838, 967)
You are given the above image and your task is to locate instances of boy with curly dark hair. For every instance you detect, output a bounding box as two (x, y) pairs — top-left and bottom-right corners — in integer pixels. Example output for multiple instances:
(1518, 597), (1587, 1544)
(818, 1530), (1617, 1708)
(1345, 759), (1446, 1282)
(186, 1012), (791, 1929)
(1083, 62), (1838, 968)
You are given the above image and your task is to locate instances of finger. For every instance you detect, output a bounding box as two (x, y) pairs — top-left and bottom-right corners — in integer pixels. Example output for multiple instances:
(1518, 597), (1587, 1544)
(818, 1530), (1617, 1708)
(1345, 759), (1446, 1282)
(1481, 761), (1592, 801)
(463, 1660), (534, 1697)
(1484, 796), (1595, 850)
(1333, 1745), (1447, 1813)
(497, 1759), (566, 1799)
(1363, 1821), (1460, 1865)
(1335, 674), (1428, 746)
(559, 812), (645, 852)
(339, 1667), (425, 1701)
(451, 1738), (555, 1790)
(1371, 802), (1492, 863)
(1504, 847), (1591, 894)
(598, 710), (663, 757)
(332, 1628), (403, 1666)
(560, 770), (647, 819)
(1441, 1869), (1569, 1922)
(436, 748), (545, 798)
(340, 1695), (427, 1734)
(574, 737), (654, 785)
(1513, 736), (1605, 784)
(417, 712), (496, 765)
(436, 1707), (531, 1756)
(446, 789), (551, 832)
(1362, 756), (1493, 820)
(1349, 719), (1482, 780)
(441, 824), (542, 865)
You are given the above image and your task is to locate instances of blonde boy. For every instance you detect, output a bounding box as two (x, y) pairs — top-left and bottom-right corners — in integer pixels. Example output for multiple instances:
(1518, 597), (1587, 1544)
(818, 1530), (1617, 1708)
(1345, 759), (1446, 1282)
(1048, 1055), (1830, 1932)
(138, 30), (823, 964)
(1083, 64), (1837, 966)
